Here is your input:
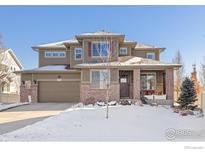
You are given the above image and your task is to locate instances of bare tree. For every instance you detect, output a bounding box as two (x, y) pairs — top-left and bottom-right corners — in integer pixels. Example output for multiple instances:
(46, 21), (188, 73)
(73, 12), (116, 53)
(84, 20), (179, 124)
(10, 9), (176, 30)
(0, 34), (4, 48)
(172, 50), (185, 99)
(0, 34), (15, 92)
(200, 56), (205, 87)
(91, 35), (117, 119)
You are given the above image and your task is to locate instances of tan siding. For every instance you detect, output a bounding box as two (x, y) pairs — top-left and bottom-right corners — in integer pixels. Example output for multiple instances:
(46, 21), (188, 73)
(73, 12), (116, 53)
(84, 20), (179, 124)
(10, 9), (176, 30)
(21, 73), (80, 83)
(38, 81), (80, 102)
(82, 69), (90, 82)
(38, 50), (70, 67)
(131, 50), (160, 60)
(119, 44), (132, 56)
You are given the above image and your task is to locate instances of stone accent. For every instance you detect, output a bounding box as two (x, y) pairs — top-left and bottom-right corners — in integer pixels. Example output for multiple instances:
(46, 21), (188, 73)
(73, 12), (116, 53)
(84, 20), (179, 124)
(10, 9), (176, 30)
(80, 83), (120, 103)
(166, 68), (174, 100)
(133, 69), (140, 100)
(20, 84), (38, 102)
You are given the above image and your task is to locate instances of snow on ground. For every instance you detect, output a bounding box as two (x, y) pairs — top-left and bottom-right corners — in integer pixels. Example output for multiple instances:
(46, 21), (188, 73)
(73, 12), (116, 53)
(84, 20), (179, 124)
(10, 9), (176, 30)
(0, 102), (30, 112)
(0, 104), (204, 141)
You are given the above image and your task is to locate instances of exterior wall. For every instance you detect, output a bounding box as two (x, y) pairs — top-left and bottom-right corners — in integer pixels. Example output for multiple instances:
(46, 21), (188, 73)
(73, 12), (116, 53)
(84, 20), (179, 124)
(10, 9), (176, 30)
(20, 84), (38, 102)
(119, 44), (132, 56)
(21, 72), (81, 83)
(0, 93), (20, 103)
(166, 68), (174, 100)
(38, 50), (70, 67)
(131, 50), (160, 60)
(80, 83), (120, 103)
(133, 69), (141, 100)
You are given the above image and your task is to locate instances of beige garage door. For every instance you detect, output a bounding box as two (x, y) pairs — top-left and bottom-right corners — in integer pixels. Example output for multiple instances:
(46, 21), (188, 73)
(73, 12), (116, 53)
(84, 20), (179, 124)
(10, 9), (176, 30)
(38, 81), (80, 103)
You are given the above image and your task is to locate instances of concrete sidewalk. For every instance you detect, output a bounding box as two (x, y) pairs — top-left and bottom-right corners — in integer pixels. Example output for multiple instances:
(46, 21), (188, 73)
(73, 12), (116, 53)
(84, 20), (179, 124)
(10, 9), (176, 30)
(0, 103), (75, 135)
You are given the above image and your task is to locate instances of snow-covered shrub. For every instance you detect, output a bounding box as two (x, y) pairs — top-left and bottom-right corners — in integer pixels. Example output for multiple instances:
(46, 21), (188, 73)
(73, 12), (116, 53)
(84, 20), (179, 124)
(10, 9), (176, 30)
(108, 101), (117, 106)
(96, 101), (105, 106)
(119, 100), (132, 105)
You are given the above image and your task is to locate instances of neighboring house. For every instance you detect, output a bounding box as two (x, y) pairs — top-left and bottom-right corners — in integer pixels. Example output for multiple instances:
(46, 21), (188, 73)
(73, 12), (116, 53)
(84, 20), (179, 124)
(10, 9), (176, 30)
(18, 31), (181, 103)
(0, 48), (23, 103)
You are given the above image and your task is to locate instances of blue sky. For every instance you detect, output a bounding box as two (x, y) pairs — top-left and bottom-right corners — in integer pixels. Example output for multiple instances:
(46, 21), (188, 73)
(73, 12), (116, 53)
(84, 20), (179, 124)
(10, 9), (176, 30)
(0, 6), (205, 75)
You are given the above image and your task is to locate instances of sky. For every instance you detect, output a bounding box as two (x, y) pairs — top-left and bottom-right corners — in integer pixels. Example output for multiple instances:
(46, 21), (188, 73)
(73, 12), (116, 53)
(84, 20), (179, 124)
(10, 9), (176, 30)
(0, 6), (205, 75)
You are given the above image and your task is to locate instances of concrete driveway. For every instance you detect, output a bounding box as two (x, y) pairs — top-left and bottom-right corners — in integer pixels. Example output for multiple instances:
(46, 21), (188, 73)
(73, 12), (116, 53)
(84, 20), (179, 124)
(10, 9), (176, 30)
(0, 103), (75, 135)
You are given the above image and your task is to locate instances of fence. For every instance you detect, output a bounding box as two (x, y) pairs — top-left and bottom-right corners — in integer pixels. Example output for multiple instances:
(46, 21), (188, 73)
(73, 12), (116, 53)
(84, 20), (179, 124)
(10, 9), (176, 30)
(0, 93), (20, 103)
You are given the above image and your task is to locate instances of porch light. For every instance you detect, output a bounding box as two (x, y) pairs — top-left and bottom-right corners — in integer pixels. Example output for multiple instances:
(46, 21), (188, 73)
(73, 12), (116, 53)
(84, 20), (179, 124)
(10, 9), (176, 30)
(57, 75), (62, 82)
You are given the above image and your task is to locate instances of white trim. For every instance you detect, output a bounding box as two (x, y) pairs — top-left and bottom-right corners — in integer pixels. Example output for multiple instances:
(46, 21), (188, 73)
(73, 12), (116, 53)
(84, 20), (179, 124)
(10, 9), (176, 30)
(74, 48), (83, 60)
(119, 47), (128, 55)
(146, 52), (156, 60)
(140, 72), (156, 90)
(91, 41), (110, 58)
(90, 69), (110, 89)
(44, 51), (66, 58)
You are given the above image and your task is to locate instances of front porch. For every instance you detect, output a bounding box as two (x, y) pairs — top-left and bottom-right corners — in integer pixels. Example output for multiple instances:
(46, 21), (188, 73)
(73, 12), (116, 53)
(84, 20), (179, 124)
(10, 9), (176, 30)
(119, 68), (174, 101)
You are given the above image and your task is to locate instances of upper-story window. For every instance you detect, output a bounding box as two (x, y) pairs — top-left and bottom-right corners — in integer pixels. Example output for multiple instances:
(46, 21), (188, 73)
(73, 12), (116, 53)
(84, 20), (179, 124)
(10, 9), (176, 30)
(74, 48), (83, 60)
(119, 48), (128, 56)
(92, 41), (110, 57)
(45, 51), (66, 58)
(146, 52), (155, 60)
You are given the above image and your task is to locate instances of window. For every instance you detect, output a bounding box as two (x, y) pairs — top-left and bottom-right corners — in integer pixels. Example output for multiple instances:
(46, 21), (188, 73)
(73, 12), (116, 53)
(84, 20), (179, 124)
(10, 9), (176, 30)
(91, 70), (110, 89)
(2, 83), (10, 93)
(146, 52), (155, 60)
(140, 73), (156, 90)
(92, 42), (110, 57)
(120, 48), (128, 55)
(45, 51), (66, 58)
(74, 48), (82, 60)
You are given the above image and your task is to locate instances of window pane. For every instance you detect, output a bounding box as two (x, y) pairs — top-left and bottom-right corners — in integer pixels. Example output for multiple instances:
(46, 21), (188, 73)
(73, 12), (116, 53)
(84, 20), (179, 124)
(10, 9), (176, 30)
(91, 71), (100, 88)
(76, 53), (81, 59)
(92, 43), (100, 56)
(100, 70), (109, 89)
(140, 74), (156, 90)
(101, 43), (109, 56)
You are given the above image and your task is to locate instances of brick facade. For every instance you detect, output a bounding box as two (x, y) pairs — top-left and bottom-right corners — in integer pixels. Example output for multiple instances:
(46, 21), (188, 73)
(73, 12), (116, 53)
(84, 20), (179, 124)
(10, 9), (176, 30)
(165, 68), (174, 100)
(133, 69), (141, 100)
(20, 84), (38, 102)
(80, 83), (120, 103)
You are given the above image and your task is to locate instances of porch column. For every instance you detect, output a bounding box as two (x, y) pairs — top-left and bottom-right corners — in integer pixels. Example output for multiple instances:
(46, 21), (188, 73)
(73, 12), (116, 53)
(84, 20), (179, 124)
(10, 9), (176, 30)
(165, 68), (174, 100)
(133, 69), (140, 100)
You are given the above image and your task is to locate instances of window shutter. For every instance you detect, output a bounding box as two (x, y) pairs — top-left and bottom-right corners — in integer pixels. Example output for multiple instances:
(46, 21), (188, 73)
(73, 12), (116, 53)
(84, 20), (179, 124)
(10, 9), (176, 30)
(88, 42), (91, 57)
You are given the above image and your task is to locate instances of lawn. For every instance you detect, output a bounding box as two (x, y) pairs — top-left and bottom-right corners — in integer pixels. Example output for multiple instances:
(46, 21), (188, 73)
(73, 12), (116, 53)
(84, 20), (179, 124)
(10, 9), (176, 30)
(0, 104), (204, 141)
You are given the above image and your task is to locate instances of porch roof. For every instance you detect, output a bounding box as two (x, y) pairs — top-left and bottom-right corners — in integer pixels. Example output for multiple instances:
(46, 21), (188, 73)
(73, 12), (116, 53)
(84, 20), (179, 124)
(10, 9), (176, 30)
(74, 56), (182, 69)
(15, 65), (80, 74)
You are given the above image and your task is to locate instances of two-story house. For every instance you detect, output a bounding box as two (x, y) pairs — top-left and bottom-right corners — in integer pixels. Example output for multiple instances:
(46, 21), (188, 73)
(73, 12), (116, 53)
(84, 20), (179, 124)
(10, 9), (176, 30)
(18, 31), (181, 103)
(0, 48), (23, 103)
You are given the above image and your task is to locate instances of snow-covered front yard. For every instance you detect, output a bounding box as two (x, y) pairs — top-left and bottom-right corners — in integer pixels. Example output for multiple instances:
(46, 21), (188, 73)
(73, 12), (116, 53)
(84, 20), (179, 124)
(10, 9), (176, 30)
(0, 104), (204, 141)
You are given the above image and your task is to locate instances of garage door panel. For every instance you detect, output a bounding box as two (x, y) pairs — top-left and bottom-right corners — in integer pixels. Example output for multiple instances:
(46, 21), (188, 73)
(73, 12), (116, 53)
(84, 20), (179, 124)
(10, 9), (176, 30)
(39, 81), (80, 103)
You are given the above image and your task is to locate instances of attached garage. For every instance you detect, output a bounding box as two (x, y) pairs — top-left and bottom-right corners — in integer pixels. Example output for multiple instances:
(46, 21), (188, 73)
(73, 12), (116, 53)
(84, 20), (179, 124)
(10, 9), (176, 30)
(38, 81), (80, 103)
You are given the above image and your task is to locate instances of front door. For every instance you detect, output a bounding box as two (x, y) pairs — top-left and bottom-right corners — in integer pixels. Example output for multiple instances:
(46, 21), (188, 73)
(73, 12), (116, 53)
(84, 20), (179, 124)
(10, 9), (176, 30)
(120, 72), (130, 98)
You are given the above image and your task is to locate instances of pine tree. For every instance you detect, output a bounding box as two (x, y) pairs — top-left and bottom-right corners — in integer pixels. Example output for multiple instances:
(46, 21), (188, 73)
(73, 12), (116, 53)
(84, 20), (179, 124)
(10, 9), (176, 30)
(177, 77), (198, 108)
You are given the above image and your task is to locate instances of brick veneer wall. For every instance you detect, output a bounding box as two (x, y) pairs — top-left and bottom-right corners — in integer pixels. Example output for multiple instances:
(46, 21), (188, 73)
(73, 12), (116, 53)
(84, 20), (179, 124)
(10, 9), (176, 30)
(20, 84), (38, 103)
(80, 83), (120, 103)
(166, 68), (174, 100)
(133, 69), (141, 100)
